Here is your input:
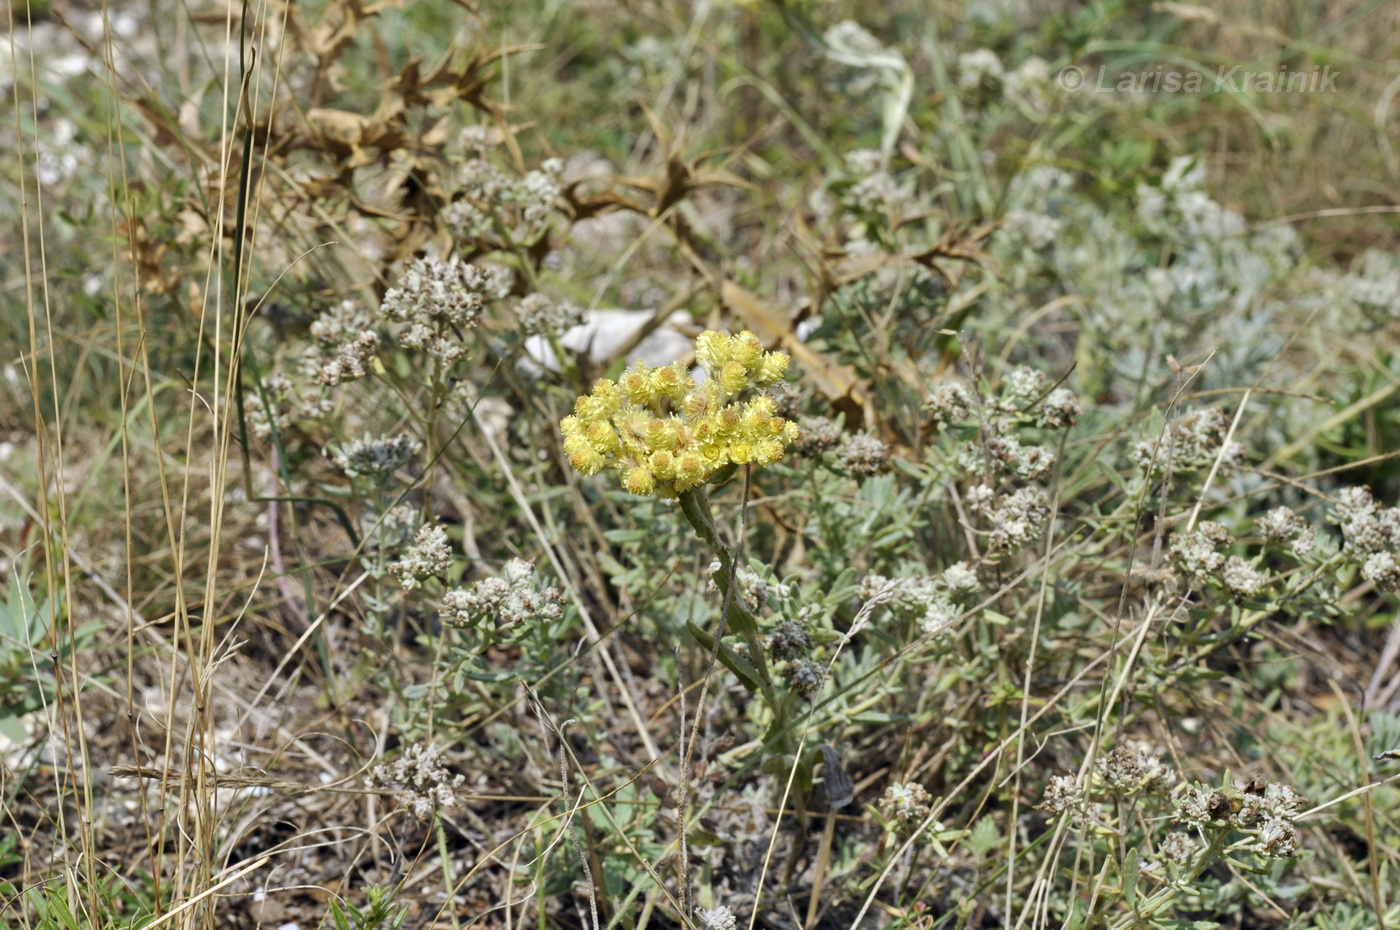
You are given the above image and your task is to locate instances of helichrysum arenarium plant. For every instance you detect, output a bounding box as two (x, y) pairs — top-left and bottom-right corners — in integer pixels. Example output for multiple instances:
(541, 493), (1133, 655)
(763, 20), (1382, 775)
(559, 329), (826, 791)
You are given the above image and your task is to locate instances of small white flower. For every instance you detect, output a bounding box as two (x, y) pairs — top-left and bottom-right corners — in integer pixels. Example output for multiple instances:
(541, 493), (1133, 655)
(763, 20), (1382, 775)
(966, 484), (994, 509)
(697, 904), (738, 930)
(957, 48), (1004, 89)
(332, 433), (420, 479)
(1254, 816), (1300, 858)
(389, 524), (453, 591)
(880, 781), (932, 825)
(941, 562), (980, 598)
(365, 742), (465, 819)
(1221, 556), (1267, 599)
(1159, 831), (1196, 864)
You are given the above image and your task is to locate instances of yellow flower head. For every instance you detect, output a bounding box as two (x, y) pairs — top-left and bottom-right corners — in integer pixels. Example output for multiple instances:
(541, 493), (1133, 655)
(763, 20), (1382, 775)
(732, 331), (764, 369)
(585, 420), (621, 454)
(575, 379), (621, 420)
(754, 352), (790, 385)
(619, 364), (656, 406)
(754, 439), (786, 466)
(649, 449), (676, 481)
(719, 360), (749, 397)
(616, 410), (652, 449)
(652, 362), (694, 401)
(695, 331), (732, 372)
(691, 417), (717, 449)
(683, 381), (721, 420)
(623, 467), (656, 496)
(565, 438), (606, 476)
(744, 395), (777, 424)
(559, 329), (798, 497)
(646, 417), (680, 450)
(674, 451), (709, 490)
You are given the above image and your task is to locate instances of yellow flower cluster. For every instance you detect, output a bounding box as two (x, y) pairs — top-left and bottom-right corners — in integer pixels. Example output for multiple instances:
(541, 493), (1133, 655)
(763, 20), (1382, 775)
(560, 330), (800, 497)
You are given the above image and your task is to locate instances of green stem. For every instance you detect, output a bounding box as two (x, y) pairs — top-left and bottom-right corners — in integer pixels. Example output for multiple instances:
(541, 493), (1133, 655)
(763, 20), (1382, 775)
(424, 355), (445, 514)
(1106, 825), (1232, 928)
(676, 488), (782, 712)
(1163, 551), (1344, 684)
(435, 813), (460, 930)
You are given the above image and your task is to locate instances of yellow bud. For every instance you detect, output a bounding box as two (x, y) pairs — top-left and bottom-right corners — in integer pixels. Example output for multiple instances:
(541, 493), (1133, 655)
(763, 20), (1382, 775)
(560, 415), (583, 436)
(619, 366), (653, 405)
(585, 420), (620, 453)
(675, 451), (708, 489)
(568, 444), (606, 476)
(720, 361), (748, 396)
(741, 397), (776, 434)
(749, 395), (777, 417)
(732, 331), (764, 368)
(695, 330), (731, 373)
(647, 417), (682, 450)
(623, 467), (656, 496)
(783, 420), (800, 443)
(576, 379), (621, 419)
(652, 362), (693, 402)
(649, 449), (676, 480)
(754, 439), (786, 465)
(754, 352), (790, 385)
(729, 441), (754, 464)
(718, 405), (743, 432)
